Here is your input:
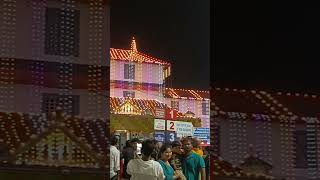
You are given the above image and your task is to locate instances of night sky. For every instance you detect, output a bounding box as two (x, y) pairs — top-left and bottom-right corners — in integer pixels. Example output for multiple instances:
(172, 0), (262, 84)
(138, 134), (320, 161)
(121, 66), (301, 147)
(215, 1), (320, 93)
(110, 0), (210, 90)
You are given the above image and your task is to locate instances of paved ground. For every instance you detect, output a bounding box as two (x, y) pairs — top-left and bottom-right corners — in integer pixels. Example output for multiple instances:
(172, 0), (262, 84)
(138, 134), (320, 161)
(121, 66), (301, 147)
(0, 173), (106, 180)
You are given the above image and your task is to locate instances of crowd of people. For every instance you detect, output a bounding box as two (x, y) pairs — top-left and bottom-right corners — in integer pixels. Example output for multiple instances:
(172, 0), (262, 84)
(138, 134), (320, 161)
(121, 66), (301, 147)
(110, 135), (210, 180)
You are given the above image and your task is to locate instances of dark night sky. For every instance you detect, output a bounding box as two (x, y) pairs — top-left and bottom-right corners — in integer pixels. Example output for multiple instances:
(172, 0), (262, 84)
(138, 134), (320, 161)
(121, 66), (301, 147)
(110, 0), (210, 90)
(215, 1), (320, 93)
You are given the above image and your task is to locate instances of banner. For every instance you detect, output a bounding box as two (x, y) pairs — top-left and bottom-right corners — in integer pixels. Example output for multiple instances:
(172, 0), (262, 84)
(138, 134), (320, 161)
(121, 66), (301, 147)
(154, 119), (165, 130)
(175, 121), (193, 137)
(193, 128), (210, 144)
(154, 131), (165, 142)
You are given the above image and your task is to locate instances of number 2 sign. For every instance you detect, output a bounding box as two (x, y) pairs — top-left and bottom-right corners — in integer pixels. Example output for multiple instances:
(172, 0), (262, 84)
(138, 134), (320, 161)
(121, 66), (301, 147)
(166, 120), (176, 131)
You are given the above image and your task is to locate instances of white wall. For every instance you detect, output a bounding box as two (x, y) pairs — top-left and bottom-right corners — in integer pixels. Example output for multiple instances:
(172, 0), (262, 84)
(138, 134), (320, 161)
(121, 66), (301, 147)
(110, 60), (165, 85)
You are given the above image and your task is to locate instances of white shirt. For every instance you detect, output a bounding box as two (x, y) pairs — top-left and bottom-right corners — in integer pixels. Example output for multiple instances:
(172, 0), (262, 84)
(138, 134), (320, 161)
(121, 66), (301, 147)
(110, 145), (120, 178)
(127, 158), (165, 180)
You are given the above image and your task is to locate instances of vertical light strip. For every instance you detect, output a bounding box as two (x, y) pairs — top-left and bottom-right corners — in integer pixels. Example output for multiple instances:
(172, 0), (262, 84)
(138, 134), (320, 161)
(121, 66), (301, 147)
(147, 63), (151, 99)
(211, 106), (220, 155)
(316, 119), (320, 178)
(229, 116), (247, 164)
(254, 115), (272, 168)
(229, 117), (238, 164)
(306, 118), (317, 179)
(88, 0), (104, 119)
(158, 63), (162, 102)
(30, 0), (46, 114)
(279, 116), (295, 180)
(0, 0), (17, 112)
(58, 0), (76, 115)
(266, 116), (272, 170)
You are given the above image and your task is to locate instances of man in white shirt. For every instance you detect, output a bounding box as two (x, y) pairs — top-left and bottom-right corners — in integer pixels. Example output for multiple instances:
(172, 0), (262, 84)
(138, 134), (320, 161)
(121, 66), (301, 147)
(110, 135), (120, 180)
(127, 139), (165, 180)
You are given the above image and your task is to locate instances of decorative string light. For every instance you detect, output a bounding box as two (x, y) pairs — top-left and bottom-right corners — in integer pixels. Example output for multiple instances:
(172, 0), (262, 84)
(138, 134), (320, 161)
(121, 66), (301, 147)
(211, 106), (220, 155)
(157, 63), (163, 103)
(316, 119), (320, 178)
(87, 0), (104, 119)
(254, 114), (272, 167)
(306, 117), (318, 179)
(147, 61), (151, 99)
(58, 0), (76, 116)
(110, 48), (171, 66)
(0, 0), (16, 112)
(30, 0), (46, 114)
(279, 115), (295, 180)
(229, 116), (248, 164)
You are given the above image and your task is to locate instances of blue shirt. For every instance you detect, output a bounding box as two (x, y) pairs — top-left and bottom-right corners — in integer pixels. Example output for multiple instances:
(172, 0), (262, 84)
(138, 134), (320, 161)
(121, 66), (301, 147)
(182, 152), (206, 180)
(158, 160), (175, 180)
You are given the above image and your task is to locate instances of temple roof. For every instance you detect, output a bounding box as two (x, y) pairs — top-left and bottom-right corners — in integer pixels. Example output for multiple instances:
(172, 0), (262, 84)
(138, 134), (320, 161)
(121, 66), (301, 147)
(110, 38), (170, 66)
(211, 87), (320, 120)
(110, 97), (169, 116)
(110, 48), (170, 66)
(0, 112), (108, 167)
(164, 88), (210, 100)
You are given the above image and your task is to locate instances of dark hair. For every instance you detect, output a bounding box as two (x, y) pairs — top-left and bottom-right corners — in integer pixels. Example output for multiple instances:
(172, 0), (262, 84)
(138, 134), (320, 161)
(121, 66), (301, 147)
(181, 137), (192, 144)
(171, 141), (181, 148)
(125, 140), (131, 147)
(159, 143), (172, 154)
(152, 139), (158, 144)
(131, 138), (140, 143)
(141, 139), (156, 157)
(110, 135), (118, 146)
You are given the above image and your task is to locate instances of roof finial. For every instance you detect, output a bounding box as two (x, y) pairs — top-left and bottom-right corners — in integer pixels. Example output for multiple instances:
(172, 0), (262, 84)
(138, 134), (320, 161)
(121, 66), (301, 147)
(131, 37), (137, 52)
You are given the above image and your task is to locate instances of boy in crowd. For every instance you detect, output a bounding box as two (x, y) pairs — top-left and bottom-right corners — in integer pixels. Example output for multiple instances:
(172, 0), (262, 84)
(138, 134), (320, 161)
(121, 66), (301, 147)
(181, 137), (206, 180)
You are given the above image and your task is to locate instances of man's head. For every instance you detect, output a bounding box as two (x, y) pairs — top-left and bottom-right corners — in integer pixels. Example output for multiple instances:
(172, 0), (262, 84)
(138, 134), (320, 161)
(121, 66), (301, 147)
(125, 140), (132, 148)
(110, 135), (118, 146)
(141, 139), (156, 157)
(181, 137), (193, 154)
(191, 137), (201, 148)
(131, 138), (140, 151)
(171, 140), (183, 154)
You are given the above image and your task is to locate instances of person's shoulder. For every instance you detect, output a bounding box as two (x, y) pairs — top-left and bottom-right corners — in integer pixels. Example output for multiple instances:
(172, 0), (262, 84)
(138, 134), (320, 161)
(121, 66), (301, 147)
(153, 161), (163, 171)
(153, 160), (162, 166)
(128, 158), (138, 165)
(192, 152), (203, 159)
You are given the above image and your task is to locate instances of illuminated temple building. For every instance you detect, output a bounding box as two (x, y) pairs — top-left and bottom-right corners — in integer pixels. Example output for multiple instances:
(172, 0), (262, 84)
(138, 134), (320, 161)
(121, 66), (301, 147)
(109, 38), (210, 141)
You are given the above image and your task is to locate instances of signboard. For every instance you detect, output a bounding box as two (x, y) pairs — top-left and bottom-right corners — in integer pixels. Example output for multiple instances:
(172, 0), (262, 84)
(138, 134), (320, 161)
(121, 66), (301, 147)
(154, 119), (165, 130)
(166, 120), (176, 131)
(155, 108), (165, 119)
(154, 131), (165, 142)
(175, 121), (193, 137)
(165, 131), (177, 143)
(193, 128), (210, 145)
(165, 108), (178, 120)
